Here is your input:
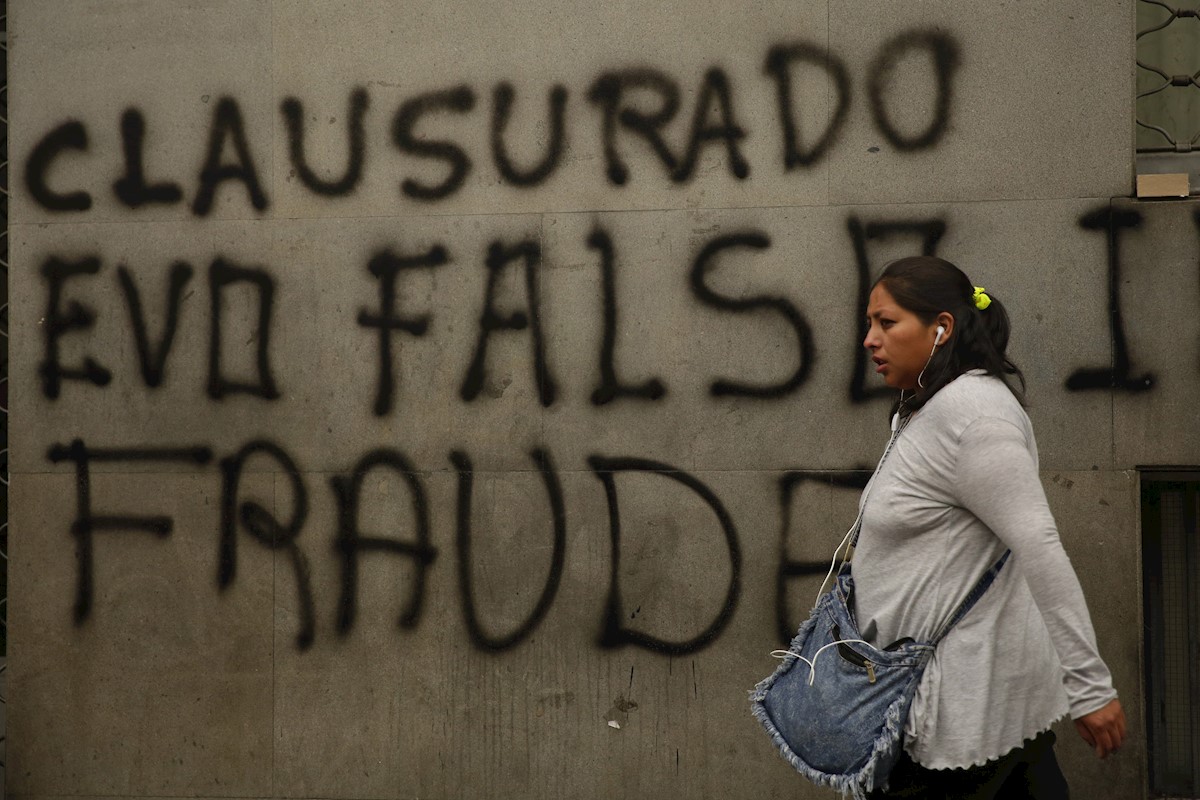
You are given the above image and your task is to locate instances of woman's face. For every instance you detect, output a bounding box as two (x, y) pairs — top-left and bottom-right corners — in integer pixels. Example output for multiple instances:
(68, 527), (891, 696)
(863, 283), (944, 391)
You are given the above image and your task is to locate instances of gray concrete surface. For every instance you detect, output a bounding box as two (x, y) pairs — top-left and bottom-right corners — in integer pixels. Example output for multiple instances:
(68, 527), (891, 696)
(7, 1), (1183, 799)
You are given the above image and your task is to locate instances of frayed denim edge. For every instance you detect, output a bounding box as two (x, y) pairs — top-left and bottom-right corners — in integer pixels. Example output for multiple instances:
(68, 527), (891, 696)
(748, 612), (911, 800)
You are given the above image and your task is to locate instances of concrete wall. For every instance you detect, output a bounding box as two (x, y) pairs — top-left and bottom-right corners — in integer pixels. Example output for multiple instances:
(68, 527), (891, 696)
(8, 1), (1192, 798)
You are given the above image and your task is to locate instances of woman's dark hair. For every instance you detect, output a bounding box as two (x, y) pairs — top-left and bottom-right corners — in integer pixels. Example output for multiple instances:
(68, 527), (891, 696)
(875, 255), (1025, 414)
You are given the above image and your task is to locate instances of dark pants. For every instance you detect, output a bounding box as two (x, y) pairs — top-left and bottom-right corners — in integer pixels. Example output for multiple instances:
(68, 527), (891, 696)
(870, 731), (1069, 800)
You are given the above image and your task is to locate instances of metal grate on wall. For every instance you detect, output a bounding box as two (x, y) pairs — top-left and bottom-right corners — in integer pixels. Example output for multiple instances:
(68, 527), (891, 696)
(1137, 0), (1200, 191)
(1142, 473), (1200, 798)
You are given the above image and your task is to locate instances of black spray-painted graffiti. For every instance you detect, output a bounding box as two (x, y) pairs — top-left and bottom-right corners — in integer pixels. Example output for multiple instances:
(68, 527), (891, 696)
(24, 30), (959, 214)
(282, 88), (370, 197)
(1066, 206), (1155, 392)
(358, 245), (450, 416)
(588, 228), (667, 405)
(691, 233), (812, 398)
(459, 240), (558, 406)
(47, 438), (743, 653)
(41, 203), (1199, 654)
(42, 204), (1172, 412)
(45, 440), (215, 624)
(26, 0), (1194, 658)
(332, 449), (437, 637)
(39, 256), (113, 398)
(41, 256), (279, 402)
(590, 456), (741, 655)
(37, 227), (812, 410)
(451, 449), (564, 651)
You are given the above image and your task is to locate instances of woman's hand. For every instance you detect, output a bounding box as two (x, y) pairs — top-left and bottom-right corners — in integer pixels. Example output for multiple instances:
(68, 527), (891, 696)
(1074, 699), (1126, 759)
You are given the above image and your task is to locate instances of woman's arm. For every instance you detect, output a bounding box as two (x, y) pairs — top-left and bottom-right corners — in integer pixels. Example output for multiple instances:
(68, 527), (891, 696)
(953, 416), (1126, 756)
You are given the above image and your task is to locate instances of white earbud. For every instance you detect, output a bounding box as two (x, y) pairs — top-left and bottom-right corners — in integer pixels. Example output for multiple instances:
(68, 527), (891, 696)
(919, 327), (947, 389)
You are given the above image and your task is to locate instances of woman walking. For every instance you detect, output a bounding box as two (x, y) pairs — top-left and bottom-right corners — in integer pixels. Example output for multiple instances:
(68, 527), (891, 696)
(855, 256), (1125, 798)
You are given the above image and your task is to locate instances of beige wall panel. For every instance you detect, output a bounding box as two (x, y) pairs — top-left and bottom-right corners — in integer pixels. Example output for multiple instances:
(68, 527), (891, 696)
(1045, 470), (1146, 800)
(265, 468), (830, 798)
(828, 0), (1133, 204)
(8, 472), (275, 796)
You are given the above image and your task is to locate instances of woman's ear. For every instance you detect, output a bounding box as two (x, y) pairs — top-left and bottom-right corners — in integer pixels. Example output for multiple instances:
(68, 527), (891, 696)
(936, 312), (955, 344)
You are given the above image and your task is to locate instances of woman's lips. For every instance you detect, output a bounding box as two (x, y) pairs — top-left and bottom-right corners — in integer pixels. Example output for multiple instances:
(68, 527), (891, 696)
(873, 358), (887, 374)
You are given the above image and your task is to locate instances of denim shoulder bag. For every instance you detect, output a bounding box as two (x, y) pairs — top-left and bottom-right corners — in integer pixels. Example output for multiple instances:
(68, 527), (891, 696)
(749, 415), (1010, 800)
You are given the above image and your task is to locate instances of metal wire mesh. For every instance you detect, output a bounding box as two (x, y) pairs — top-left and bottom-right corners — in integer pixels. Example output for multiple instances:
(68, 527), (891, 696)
(1143, 479), (1200, 798)
(1136, 0), (1200, 153)
(1158, 491), (1196, 792)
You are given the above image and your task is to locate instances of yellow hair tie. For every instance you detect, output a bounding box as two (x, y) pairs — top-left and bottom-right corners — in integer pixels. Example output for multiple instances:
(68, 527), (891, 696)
(972, 286), (991, 311)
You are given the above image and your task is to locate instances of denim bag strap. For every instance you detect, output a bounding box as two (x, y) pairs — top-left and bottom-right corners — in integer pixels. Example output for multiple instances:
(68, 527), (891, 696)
(842, 413), (1012, 642)
(930, 549), (1011, 645)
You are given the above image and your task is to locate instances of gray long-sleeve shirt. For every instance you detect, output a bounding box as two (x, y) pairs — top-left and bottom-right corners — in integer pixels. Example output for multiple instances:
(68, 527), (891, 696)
(852, 371), (1116, 769)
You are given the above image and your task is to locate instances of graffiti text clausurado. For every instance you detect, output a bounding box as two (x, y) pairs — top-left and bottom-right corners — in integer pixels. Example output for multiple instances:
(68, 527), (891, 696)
(24, 31), (961, 214)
